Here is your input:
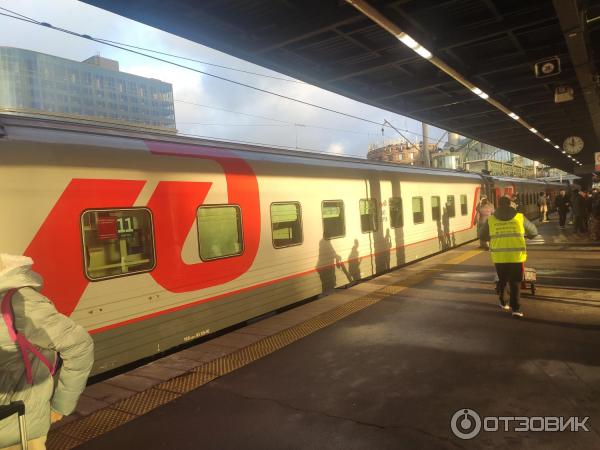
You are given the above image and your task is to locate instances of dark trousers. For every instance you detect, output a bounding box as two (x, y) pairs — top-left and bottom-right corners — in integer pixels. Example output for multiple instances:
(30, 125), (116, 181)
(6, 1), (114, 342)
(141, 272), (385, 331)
(574, 215), (587, 233)
(558, 208), (568, 227)
(495, 263), (523, 312)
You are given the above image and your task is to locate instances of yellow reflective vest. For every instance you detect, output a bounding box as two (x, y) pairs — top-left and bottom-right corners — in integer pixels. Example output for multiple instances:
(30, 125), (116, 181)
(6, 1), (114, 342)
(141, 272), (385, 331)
(488, 213), (527, 263)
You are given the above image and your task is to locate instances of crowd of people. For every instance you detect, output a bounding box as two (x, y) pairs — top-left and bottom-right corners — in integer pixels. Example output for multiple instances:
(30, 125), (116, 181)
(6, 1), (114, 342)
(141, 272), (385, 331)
(552, 188), (600, 239)
(476, 187), (600, 243)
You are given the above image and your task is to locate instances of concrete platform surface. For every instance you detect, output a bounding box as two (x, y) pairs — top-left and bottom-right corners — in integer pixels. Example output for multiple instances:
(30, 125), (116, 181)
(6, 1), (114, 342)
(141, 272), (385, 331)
(65, 216), (600, 449)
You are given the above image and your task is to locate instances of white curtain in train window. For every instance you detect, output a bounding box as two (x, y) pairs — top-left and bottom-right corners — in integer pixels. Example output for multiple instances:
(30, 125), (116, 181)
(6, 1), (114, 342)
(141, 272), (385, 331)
(197, 205), (243, 260)
(359, 199), (377, 233)
(460, 194), (468, 215)
(446, 195), (456, 217)
(322, 200), (345, 239)
(412, 197), (424, 224)
(271, 202), (303, 248)
(431, 196), (441, 221)
(389, 197), (403, 228)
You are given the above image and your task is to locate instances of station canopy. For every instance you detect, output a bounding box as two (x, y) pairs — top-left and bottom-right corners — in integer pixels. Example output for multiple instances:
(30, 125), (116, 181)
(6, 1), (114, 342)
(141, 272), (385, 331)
(82, 0), (600, 172)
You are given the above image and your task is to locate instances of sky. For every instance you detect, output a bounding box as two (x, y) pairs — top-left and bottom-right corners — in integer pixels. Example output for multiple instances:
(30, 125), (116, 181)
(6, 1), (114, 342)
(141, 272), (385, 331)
(0, 0), (453, 158)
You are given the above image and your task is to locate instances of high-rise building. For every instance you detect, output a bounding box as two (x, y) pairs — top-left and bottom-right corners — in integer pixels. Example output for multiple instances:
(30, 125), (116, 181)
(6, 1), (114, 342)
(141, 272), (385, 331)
(0, 47), (176, 130)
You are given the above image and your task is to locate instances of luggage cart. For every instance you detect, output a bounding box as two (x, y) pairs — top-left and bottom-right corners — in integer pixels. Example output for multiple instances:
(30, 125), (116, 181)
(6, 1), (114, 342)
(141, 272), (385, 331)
(0, 401), (28, 450)
(494, 267), (537, 296)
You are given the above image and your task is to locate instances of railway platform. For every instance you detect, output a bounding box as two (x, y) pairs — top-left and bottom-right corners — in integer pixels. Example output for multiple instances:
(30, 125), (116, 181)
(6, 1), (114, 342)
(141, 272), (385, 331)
(48, 215), (600, 449)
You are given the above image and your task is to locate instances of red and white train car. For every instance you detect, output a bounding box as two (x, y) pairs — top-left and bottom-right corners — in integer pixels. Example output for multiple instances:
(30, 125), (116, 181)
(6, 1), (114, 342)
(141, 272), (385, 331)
(0, 115), (561, 374)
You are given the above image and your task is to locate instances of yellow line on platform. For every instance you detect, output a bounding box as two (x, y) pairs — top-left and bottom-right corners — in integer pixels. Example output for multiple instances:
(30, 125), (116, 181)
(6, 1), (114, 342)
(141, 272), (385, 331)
(445, 249), (484, 265)
(47, 245), (484, 449)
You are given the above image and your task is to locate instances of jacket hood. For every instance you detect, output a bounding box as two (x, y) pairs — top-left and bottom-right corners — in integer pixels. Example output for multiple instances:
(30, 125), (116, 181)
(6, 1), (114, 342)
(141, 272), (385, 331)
(494, 206), (518, 221)
(0, 253), (42, 293)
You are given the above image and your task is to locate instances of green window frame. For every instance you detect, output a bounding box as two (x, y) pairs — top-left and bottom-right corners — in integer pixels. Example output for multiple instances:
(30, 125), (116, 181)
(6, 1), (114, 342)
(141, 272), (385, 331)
(271, 202), (303, 248)
(322, 200), (345, 239)
(389, 197), (403, 228)
(197, 205), (244, 261)
(359, 198), (378, 233)
(412, 197), (424, 224)
(81, 207), (156, 281)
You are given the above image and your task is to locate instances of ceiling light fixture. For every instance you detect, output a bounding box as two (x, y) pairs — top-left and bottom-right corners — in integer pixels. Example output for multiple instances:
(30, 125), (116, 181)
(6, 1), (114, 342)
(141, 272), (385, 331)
(346, 0), (574, 171)
(397, 33), (433, 60)
(544, 138), (550, 142)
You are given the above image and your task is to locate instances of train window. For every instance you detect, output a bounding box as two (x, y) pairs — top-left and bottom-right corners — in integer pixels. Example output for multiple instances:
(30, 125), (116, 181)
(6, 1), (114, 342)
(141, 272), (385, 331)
(446, 195), (456, 218)
(460, 195), (468, 215)
(322, 200), (345, 239)
(81, 208), (156, 280)
(389, 197), (403, 228)
(431, 196), (441, 221)
(271, 202), (303, 248)
(359, 199), (378, 233)
(197, 205), (243, 260)
(412, 197), (424, 224)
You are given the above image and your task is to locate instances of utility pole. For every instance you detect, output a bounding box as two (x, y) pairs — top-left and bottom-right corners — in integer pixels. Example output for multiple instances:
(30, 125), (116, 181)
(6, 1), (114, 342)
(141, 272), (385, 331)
(421, 122), (431, 167)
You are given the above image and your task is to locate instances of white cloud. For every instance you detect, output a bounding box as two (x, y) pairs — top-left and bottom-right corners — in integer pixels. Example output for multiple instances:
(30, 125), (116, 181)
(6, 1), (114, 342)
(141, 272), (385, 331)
(0, 0), (450, 157)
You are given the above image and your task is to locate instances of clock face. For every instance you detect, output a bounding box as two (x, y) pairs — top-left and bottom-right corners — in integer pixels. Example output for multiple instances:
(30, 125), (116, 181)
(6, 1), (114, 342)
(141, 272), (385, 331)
(563, 136), (584, 155)
(541, 62), (555, 74)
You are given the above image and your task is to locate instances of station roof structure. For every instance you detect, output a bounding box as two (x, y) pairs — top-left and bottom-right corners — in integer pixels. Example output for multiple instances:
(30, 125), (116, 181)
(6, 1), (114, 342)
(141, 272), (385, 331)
(82, 0), (600, 173)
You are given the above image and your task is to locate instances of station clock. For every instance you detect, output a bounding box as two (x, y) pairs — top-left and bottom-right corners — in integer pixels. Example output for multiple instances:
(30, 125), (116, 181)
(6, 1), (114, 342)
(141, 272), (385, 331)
(563, 136), (584, 155)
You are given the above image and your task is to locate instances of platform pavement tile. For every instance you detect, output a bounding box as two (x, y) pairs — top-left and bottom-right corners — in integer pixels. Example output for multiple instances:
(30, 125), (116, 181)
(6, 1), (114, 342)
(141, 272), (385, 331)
(240, 321), (295, 336)
(82, 381), (136, 404)
(71, 394), (110, 417)
(208, 330), (264, 349)
(104, 373), (162, 392)
(130, 362), (188, 381)
(150, 354), (202, 372)
(175, 345), (233, 363)
(49, 412), (82, 432)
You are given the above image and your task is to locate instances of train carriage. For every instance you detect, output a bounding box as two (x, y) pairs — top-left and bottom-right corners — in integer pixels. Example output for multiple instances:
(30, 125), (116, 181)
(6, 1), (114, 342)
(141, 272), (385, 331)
(0, 115), (563, 374)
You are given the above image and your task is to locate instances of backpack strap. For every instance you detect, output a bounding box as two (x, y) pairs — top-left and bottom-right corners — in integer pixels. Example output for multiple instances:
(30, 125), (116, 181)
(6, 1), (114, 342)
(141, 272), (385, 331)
(2, 289), (57, 384)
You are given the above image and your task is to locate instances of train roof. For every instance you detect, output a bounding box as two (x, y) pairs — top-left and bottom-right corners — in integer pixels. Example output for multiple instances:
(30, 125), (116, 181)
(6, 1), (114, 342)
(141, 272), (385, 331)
(487, 175), (565, 187)
(0, 113), (564, 186)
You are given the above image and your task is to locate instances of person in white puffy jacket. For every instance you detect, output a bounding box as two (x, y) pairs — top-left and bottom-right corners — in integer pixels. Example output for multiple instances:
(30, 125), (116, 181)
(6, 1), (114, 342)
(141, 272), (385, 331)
(0, 254), (94, 450)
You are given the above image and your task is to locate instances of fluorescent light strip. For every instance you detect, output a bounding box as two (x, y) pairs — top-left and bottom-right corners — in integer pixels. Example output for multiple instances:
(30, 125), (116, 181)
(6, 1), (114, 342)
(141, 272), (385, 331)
(397, 33), (432, 60)
(348, 2), (572, 171)
(470, 87), (489, 99)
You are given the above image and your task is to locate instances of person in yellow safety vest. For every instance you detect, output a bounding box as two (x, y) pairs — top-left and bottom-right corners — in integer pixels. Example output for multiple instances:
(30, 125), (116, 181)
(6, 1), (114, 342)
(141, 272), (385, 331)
(479, 196), (538, 318)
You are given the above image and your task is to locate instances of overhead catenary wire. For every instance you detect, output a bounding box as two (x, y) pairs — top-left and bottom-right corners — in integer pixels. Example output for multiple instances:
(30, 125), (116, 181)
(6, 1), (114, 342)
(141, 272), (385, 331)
(0, 7), (446, 141)
(0, 8), (387, 126)
(175, 99), (432, 138)
(91, 37), (306, 84)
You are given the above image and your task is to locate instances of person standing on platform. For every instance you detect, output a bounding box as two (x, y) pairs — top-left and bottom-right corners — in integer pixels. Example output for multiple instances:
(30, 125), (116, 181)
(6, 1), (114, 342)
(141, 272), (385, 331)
(479, 196), (538, 318)
(0, 254), (94, 450)
(537, 192), (548, 223)
(571, 190), (587, 234)
(590, 191), (600, 241)
(475, 198), (494, 249)
(510, 194), (520, 212)
(555, 189), (570, 230)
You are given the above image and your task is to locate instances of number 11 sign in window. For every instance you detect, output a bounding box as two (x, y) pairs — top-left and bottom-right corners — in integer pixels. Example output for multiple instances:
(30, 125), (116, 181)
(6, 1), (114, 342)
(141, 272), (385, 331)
(81, 208), (156, 280)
